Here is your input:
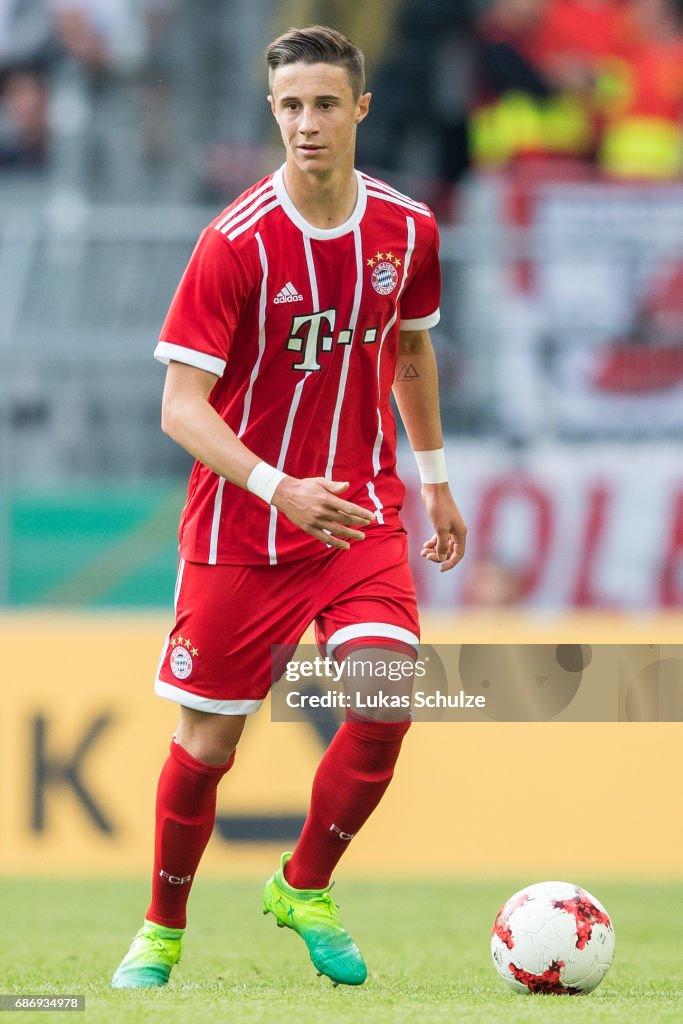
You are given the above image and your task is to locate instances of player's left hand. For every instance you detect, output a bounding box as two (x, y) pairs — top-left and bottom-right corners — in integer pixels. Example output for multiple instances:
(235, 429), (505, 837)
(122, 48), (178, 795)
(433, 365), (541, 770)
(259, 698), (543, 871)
(420, 484), (467, 572)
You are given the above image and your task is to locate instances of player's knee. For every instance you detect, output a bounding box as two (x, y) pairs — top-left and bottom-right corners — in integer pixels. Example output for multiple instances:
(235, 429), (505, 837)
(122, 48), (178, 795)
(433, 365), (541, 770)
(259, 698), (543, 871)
(197, 741), (238, 766)
(338, 644), (416, 722)
(176, 707), (246, 765)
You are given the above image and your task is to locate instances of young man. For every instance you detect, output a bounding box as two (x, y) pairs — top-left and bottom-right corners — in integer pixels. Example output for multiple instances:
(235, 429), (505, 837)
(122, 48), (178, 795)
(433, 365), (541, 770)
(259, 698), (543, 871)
(112, 25), (467, 990)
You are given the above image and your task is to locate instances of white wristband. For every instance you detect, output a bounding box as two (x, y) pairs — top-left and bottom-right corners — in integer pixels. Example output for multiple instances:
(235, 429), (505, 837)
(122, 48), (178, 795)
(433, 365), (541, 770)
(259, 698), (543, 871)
(246, 461), (287, 504)
(413, 448), (448, 484)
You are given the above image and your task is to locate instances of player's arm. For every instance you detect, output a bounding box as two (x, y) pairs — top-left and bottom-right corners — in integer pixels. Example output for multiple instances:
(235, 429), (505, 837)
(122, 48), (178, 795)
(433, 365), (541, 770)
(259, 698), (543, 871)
(392, 329), (467, 572)
(161, 360), (374, 550)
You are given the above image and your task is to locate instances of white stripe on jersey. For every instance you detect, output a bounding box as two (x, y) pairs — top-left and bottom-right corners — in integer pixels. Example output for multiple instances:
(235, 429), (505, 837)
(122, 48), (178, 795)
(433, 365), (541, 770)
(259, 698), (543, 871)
(238, 232), (269, 437)
(361, 174), (430, 212)
(303, 235), (319, 307)
(218, 188), (276, 236)
(365, 189), (431, 217)
(267, 232), (321, 562)
(174, 557), (185, 610)
(366, 481), (385, 525)
(268, 371), (311, 564)
(372, 216), (417, 476)
(324, 225), (363, 478)
(227, 198), (280, 241)
(214, 179), (274, 232)
(208, 478), (225, 565)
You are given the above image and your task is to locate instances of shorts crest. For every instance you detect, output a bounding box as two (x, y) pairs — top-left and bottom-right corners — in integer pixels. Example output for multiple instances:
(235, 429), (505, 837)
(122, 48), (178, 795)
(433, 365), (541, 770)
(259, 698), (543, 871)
(169, 634), (199, 680)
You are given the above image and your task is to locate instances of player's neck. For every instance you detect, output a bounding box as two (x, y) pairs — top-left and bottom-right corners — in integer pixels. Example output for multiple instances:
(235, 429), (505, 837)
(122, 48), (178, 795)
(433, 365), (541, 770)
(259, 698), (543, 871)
(282, 162), (358, 230)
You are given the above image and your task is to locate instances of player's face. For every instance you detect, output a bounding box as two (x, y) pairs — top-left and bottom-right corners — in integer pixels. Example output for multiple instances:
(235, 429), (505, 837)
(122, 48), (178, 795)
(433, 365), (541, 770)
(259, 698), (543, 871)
(268, 62), (371, 176)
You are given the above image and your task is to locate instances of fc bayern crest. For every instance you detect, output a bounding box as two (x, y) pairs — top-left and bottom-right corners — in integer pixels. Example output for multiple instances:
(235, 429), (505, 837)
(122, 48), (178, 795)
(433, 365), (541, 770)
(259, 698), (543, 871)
(170, 646), (193, 679)
(371, 261), (399, 295)
(367, 250), (401, 295)
(169, 634), (199, 680)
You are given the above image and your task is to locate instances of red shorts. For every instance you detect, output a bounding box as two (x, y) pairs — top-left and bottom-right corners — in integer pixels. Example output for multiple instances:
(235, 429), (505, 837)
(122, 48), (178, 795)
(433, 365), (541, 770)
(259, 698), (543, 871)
(155, 527), (420, 715)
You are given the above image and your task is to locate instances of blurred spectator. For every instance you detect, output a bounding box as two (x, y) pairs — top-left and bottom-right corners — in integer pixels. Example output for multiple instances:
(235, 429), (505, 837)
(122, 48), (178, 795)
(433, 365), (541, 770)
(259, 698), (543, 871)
(354, 0), (478, 214)
(461, 554), (523, 608)
(598, 0), (683, 179)
(469, 0), (594, 168)
(536, 1), (627, 87)
(0, 0), (55, 166)
(535, 0), (628, 159)
(50, 1), (165, 73)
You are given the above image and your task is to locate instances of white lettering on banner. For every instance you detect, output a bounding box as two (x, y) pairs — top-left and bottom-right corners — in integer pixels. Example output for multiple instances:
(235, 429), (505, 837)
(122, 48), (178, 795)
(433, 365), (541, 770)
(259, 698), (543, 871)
(400, 443), (683, 610)
(502, 182), (683, 436)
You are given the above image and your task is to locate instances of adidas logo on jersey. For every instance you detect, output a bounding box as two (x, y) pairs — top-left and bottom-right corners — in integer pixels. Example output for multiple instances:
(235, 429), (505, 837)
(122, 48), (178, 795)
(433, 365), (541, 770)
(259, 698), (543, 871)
(274, 282), (304, 304)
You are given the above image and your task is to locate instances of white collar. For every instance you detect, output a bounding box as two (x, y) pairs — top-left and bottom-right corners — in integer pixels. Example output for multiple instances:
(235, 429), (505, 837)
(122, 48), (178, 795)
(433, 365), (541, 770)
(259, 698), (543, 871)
(272, 165), (367, 240)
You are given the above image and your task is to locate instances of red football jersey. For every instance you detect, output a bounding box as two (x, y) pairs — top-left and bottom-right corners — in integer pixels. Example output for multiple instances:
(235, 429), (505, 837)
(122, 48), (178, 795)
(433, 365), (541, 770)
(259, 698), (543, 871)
(156, 166), (441, 565)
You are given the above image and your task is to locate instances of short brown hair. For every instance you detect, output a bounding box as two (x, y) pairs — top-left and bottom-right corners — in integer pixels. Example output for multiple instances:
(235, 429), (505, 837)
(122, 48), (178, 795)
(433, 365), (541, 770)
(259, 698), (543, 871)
(266, 25), (365, 99)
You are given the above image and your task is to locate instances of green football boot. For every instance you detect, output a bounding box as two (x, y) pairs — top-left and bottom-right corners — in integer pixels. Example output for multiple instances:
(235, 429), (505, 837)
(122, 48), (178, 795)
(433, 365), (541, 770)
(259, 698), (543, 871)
(263, 852), (367, 986)
(111, 919), (184, 988)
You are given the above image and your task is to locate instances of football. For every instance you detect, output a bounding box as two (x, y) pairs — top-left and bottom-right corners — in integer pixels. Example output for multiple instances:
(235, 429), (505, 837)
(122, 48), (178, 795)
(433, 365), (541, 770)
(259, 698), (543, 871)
(491, 881), (615, 994)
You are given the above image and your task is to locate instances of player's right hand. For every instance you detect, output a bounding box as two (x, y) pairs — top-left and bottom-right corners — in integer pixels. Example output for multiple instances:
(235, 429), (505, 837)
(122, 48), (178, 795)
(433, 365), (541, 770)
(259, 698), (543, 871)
(272, 477), (375, 550)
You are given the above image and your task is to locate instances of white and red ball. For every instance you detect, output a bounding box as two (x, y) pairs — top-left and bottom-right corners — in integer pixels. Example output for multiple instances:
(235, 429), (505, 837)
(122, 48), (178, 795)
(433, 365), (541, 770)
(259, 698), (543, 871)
(491, 881), (615, 994)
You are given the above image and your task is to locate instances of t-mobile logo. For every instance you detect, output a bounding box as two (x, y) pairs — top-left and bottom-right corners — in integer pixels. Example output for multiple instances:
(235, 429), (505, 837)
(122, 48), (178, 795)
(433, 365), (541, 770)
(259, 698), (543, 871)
(286, 309), (378, 371)
(329, 823), (355, 841)
(159, 869), (192, 885)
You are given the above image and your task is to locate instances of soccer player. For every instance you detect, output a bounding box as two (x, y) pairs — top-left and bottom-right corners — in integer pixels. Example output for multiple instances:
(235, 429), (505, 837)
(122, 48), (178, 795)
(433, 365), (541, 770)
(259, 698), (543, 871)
(112, 24), (467, 990)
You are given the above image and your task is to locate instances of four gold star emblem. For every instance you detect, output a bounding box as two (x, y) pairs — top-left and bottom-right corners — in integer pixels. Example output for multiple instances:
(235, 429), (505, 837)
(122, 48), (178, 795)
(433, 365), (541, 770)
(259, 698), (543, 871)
(170, 634), (199, 657)
(367, 250), (402, 268)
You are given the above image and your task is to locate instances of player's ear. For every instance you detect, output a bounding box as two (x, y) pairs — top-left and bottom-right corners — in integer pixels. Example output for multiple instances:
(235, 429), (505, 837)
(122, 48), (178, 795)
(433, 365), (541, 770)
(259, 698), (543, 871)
(356, 91), (371, 124)
(267, 94), (276, 118)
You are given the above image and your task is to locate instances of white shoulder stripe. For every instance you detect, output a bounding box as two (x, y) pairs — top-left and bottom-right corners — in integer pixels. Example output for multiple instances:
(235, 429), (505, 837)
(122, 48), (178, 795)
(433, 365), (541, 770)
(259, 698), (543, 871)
(365, 189), (431, 217)
(218, 190), (276, 236)
(361, 174), (430, 211)
(214, 179), (274, 232)
(227, 198), (280, 240)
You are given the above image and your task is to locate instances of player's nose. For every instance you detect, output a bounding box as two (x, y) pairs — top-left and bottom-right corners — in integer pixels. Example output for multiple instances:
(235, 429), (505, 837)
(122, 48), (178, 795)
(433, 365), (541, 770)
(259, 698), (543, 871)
(298, 106), (319, 134)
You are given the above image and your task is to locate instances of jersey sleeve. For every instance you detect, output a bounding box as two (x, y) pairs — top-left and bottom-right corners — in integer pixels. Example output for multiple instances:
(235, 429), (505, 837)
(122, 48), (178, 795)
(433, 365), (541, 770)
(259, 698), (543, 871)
(399, 216), (441, 331)
(154, 226), (249, 376)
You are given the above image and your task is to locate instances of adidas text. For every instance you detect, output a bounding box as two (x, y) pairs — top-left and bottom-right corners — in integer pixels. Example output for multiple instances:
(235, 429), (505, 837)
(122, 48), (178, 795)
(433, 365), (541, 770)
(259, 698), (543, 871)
(275, 282), (303, 304)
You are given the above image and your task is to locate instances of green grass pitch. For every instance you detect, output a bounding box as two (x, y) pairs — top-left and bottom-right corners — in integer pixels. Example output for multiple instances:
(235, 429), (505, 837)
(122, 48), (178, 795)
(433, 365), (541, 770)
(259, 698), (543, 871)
(1, 878), (681, 1023)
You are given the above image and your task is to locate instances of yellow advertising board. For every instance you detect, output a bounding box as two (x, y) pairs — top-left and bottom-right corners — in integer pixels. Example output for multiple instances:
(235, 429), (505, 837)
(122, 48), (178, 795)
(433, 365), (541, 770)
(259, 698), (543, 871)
(1, 612), (682, 879)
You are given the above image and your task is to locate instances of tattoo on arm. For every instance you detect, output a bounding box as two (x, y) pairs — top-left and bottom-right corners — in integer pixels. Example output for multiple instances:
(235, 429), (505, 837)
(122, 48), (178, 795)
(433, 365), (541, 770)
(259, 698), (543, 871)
(395, 362), (420, 382)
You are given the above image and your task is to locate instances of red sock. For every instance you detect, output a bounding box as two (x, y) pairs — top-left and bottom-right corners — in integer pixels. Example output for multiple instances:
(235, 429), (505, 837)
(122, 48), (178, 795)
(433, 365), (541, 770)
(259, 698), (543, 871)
(146, 737), (234, 929)
(284, 716), (410, 890)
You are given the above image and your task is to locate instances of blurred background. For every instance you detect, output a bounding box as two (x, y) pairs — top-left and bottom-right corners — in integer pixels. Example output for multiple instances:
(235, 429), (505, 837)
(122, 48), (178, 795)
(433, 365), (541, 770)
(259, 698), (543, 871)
(2, 0), (683, 612)
(2, 0), (683, 880)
